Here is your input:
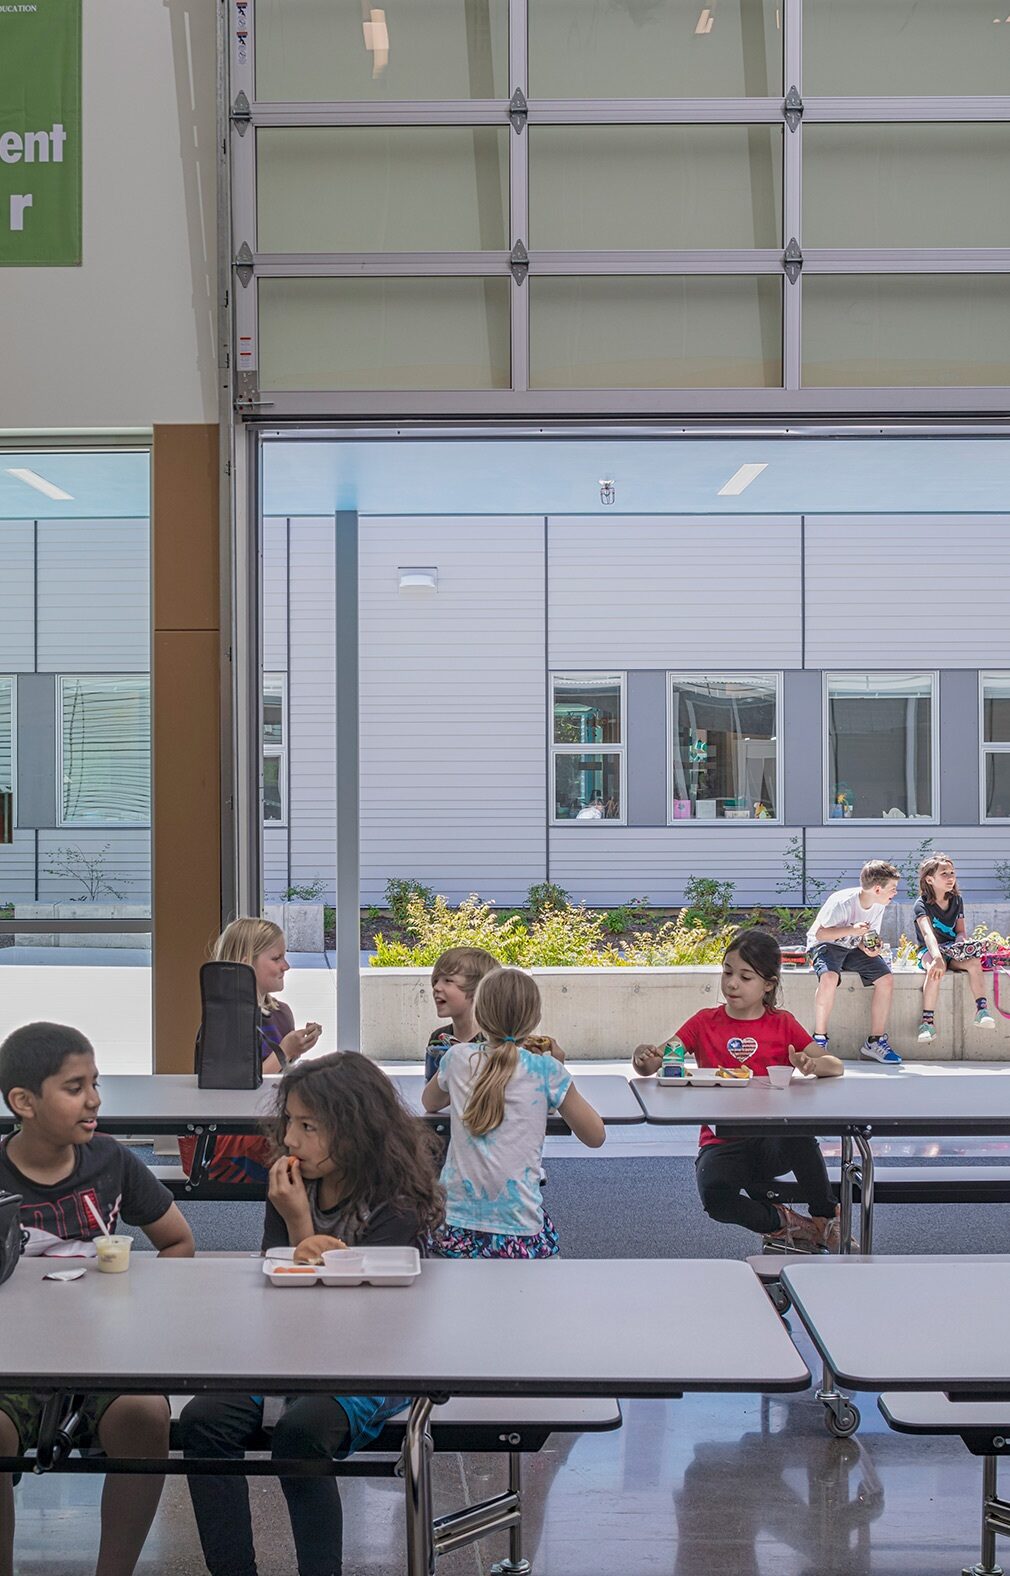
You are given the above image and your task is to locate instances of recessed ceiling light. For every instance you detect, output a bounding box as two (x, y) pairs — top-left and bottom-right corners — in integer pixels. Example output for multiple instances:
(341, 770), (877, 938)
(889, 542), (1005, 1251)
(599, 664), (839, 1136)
(718, 463), (768, 497)
(5, 466), (74, 501)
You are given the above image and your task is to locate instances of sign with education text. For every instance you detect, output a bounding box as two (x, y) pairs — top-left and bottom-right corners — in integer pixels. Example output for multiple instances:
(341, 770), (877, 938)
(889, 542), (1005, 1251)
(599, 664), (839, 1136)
(0, 0), (81, 264)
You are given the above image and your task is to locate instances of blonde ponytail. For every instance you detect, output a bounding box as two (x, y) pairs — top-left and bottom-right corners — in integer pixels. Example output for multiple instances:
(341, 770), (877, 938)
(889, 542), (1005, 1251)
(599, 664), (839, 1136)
(462, 968), (542, 1138)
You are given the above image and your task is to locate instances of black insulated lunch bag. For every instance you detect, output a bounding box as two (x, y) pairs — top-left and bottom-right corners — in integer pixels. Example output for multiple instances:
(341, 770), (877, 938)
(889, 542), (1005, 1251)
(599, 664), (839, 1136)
(195, 960), (263, 1090)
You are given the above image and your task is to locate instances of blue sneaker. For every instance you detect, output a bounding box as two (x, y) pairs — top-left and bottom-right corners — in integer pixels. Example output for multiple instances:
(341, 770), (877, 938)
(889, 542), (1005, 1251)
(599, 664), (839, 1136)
(859, 1035), (902, 1065)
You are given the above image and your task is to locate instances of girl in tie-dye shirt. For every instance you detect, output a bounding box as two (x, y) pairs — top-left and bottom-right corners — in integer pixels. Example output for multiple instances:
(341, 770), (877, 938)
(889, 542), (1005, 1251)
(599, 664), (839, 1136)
(423, 968), (605, 1258)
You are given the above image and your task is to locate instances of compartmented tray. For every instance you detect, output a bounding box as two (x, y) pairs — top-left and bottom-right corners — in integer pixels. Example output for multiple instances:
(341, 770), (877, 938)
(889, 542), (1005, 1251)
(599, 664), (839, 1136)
(262, 1247), (421, 1287)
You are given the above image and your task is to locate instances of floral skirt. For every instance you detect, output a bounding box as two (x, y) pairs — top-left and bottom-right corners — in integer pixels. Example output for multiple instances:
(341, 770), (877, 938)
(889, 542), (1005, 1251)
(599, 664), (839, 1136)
(428, 1212), (559, 1260)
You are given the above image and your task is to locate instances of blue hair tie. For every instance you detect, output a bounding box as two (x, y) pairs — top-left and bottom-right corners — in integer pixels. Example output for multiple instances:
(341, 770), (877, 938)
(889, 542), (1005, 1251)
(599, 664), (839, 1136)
(502, 1034), (517, 1043)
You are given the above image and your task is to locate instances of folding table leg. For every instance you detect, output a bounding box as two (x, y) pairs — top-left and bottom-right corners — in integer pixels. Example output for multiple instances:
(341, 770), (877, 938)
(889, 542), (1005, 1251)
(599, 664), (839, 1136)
(965, 1453), (1007, 1576)
(490, 1452), (532, 1576)
(403, 1397), (435, 1576)
(852, 1129), (875, 1255)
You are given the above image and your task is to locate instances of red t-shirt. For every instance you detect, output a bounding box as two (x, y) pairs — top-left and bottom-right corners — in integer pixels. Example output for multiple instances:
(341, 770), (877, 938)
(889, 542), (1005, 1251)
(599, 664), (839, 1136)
(676, 1005), (813, 1148)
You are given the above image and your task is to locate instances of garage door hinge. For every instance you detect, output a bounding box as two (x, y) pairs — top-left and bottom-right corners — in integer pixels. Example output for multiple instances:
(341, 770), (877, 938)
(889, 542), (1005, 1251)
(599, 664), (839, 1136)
(509, 89), (528, 134)
(784, 85), (803, 132)
(232, 91), (251, 135)
(784, 238), (803, 284)
(234, 241), (254, 287)
(509, 240), (529, 284)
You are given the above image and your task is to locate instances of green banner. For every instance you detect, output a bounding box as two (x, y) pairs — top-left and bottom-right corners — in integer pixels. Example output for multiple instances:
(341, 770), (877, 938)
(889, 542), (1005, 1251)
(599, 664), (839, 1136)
(0, 0), (81, 265)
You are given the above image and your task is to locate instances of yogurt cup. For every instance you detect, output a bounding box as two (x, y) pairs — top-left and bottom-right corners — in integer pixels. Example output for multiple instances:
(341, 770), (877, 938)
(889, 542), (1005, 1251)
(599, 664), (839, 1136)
(95, 1235), (133, 1274)
(767, 1064), (795, 1090)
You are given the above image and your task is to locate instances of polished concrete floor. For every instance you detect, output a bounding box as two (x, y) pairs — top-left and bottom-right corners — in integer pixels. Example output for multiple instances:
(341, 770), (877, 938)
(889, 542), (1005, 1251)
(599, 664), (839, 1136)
(5, 1323), (997, 1575)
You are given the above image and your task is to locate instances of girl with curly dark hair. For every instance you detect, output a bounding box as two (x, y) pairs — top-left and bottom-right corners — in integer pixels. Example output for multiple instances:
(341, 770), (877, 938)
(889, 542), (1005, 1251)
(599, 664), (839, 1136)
(180, 1052), (444, 1576)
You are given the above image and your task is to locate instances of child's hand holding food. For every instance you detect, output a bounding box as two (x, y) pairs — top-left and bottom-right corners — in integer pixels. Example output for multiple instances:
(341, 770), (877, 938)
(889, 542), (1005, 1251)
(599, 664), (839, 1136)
(632, 1043), (664, 1077)
(268, 1154), (312, 1239)
(281, 1022), (323, 1063)
(525, 1034), (565, 1062)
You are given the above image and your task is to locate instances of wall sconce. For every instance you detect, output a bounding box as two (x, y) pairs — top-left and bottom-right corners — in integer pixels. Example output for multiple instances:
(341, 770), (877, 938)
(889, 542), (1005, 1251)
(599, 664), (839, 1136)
(599, 478), (616, 506)
(398, 567), (438, 594)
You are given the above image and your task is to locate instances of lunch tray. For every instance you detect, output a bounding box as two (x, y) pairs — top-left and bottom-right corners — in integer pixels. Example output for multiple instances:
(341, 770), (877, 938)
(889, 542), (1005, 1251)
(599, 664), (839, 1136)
(262, 1247), (421, 1287)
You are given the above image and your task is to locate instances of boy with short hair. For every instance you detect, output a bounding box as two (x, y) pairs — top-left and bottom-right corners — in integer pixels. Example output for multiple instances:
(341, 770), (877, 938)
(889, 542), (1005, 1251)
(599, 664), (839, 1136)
(0, 1021), (194, 1576)
(425, 947), (501, 1079)
(806, 860), (902, 1064)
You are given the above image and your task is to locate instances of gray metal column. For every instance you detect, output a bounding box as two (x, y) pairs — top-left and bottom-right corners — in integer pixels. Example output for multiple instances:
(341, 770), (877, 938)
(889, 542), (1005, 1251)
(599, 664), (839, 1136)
(335, 510), (360, 1051)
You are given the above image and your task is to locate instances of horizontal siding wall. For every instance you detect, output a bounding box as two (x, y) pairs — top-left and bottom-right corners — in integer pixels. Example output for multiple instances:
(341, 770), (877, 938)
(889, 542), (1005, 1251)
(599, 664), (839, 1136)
(37, 520), (150, 672)
(360, 516), (546, 905)
(550, 826), (797, 907)
(0, 830), (38, 904)
(263, 826), (289, 900)
(548, 516), (802, 668)
(0, 523), (34, 670)
(263, 517), (288, 674)
(287, 519), (337, 899)
(805, 515), (1010, 668)
(806, 825), (1010, 904)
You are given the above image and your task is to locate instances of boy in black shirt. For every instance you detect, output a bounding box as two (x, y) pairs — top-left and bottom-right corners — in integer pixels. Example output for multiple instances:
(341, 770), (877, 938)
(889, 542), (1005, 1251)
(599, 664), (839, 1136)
(0, 1021), (194, 1576)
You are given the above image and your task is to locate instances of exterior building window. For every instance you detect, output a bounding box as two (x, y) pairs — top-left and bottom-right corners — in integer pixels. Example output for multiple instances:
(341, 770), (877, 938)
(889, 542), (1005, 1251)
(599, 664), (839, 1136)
(263, 673), (286, 824)
(669, 674), (779, 822)
(0, 677), (13, 837)
(59, 676), (151, 827)
(825, 672), (936, 823)
(552, 673), (624, 823)
(981, 673), (1010, 822)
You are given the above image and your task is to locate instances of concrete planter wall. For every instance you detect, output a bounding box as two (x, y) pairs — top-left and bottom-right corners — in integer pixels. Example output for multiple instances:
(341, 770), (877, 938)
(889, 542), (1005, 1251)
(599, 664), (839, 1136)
(13, 904), (151, 949)
(359, 965), (1010, 1062)
(882, 902), (1010, 945)
(264, 903), (325, 954)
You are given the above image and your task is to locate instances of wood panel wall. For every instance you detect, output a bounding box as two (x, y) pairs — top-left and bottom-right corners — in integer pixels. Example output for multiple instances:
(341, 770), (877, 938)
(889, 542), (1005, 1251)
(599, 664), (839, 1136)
(152, 424), (221, 1072)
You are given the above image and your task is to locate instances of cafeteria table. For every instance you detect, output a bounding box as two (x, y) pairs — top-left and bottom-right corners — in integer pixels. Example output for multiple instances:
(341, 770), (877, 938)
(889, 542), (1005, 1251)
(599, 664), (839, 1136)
(0, 1255), (809, 1576)
(0, 1069), (643, 1186)
(633, 1062), (1010, 1256)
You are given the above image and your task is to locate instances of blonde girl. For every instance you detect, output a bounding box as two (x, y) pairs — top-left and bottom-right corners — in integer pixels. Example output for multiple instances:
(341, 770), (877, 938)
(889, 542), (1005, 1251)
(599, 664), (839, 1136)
(212, 917), (322, 1074)
(422, 967), (604, 1258)
(180, 918), (323, 1185)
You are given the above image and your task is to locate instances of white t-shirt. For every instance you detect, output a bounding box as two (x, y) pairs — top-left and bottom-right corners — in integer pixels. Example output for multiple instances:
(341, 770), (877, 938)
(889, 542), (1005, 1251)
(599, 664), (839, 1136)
(436, 1042), (572, 1237)
(807, 887), (887, 952)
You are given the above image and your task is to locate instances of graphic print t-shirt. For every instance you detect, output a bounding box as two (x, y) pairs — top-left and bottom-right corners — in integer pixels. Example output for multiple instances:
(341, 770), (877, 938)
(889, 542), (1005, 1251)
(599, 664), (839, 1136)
(806, 887), (887, 952)
(0, 1134), (173, 1256)
(912, 893), (964, 950)
(675, 1006), (813, 1149)
(437, 1043), (571, 1236)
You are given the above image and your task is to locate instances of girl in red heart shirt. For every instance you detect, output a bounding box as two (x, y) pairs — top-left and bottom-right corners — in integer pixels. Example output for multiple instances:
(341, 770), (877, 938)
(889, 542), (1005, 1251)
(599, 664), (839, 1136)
(633, 929), (845, 1252)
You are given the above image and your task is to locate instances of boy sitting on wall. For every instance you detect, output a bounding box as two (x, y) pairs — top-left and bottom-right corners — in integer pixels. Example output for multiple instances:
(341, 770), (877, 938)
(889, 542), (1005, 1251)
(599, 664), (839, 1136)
(806, 861), (901, 1063)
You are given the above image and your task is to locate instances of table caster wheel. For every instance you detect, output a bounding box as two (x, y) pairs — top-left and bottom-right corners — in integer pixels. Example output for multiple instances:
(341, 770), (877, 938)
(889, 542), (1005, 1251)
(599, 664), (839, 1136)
(769, 1283), (792, 1315)
(825, 1403), (860, 1439)
(490, 1563), (532, 1575)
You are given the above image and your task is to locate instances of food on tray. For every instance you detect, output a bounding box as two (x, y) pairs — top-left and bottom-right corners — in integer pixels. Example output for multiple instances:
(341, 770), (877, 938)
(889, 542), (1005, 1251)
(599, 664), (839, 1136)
(294, 1234), (348, 1264)
(715, 1066), (752, 1081)
(273, 1265), (317, 1276)
(524, 1035), (552, 1054)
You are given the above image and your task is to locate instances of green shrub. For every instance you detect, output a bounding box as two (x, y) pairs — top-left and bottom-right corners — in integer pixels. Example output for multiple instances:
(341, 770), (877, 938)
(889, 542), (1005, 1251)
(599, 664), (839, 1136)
(899, 837), (935, 901)
(281, 880), (326, 902)
(682, 875), (735, 929)
(370, 896), (733, 969)
(601, 895), (650, 935)
(606, 919), (735, 967)
(384, 877), (436, 932)
(525, 881), (571, 917)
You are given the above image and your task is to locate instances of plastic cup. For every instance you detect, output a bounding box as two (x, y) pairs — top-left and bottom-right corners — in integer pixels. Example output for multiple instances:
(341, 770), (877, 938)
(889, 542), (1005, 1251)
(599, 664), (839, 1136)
(321, 1248), (365, 1273)
(95, 1235), (133, 1274)
(767, 1065), (795, 1090)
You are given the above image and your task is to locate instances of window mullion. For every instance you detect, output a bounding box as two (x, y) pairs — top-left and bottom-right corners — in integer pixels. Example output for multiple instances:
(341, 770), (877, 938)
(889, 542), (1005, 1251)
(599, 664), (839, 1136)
(509, 0), (529, 394)
(783, 0), (802, 392)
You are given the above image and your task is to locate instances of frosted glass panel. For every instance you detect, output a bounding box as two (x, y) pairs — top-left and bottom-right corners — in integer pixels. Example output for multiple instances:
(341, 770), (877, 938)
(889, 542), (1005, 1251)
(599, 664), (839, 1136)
(804, 0), (1010, 94)
(530, 127), (782, 249)
(803, 277), (1010, 388)
(259, 278), (510, 390)
(804, 126), (1010, 248)
(258, 129), (508, 252)
(529, 0), (782, 97)
(255, 0), (508, 101)
(531, 277), (781, 388)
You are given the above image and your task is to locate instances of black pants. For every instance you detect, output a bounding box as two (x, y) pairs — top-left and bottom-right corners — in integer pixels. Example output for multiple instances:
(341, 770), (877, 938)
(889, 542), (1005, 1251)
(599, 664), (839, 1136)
(695, 1136), (836, 1236)
(180, 1393), (349, 1576)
